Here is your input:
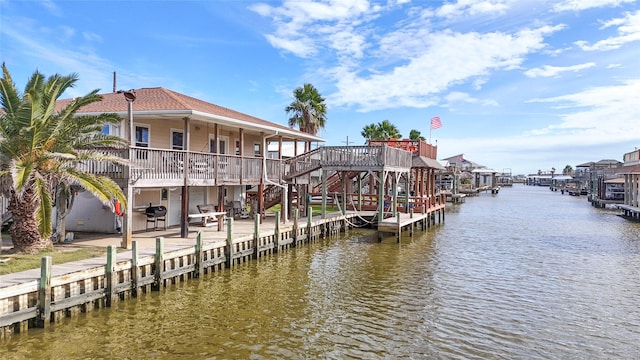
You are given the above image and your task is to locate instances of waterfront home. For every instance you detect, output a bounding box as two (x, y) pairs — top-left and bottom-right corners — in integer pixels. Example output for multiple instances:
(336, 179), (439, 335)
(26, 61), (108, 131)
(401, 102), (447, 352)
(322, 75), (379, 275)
(61, 87), (323, 246)
(1, 88), (447, 249)
(618, 149), (640, 209)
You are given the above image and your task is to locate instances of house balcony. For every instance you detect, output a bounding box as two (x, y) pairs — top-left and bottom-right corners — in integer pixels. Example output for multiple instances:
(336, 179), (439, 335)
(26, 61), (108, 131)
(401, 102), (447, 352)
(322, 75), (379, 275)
(79, 147), (282, 188)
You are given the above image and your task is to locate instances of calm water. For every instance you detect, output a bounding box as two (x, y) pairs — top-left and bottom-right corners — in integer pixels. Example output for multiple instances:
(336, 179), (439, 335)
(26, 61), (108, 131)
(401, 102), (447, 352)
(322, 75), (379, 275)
(2, 184), (640, 359)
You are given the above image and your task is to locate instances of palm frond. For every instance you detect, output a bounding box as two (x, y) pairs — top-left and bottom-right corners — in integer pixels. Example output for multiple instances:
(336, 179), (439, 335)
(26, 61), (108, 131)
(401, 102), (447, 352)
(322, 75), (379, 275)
(65, 168), (127, 210)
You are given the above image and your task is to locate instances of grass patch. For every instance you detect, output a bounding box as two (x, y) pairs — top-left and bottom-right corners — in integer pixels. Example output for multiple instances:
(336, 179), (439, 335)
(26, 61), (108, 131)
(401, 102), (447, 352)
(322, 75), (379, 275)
(0, 246), (109, 275)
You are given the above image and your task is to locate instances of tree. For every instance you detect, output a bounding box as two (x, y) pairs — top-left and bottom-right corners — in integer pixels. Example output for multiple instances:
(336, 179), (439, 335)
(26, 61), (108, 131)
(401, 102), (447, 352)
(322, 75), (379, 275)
(285, 83), (327, 136)
(360, 120), (402, 142)
(361, 123), (381, 142)
(563, 165), (573, 175)
(409, 129), (425, 141)
(0, 64), (128, 253)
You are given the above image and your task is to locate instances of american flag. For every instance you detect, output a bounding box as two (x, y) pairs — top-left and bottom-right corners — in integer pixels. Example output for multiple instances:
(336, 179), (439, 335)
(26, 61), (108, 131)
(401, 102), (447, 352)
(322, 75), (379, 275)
(430, 116), (442, 130)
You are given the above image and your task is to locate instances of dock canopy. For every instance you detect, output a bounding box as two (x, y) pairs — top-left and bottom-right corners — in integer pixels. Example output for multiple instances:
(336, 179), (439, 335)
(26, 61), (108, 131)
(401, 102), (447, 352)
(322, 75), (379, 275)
(412, 156), (445, 170)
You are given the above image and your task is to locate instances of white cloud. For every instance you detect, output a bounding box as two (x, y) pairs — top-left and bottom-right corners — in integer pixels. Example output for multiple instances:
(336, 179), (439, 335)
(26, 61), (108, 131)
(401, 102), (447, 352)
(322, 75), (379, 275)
(575, 10), (640, 51)
(0, 19), (148, 97)
(524, 62), (596, 78)
(41, 0), (62, 16)
(437, 0), (514, 18)
(526, 79), (640, 138)
(329, 25), (563, 111)
(249, 0), (373, 57)
(443, 91), (499, 108)
(82, 31), (102, 42)
(553, 0), (635, 12)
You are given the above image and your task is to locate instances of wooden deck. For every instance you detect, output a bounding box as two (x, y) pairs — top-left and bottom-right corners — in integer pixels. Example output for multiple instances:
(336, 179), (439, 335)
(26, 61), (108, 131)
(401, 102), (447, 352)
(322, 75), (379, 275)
(376, 203), (445, 240)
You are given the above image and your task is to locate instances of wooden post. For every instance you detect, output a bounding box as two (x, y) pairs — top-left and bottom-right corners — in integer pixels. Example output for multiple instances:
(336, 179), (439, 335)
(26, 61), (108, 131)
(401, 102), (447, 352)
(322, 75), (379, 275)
(357, 173), (362, 212)
(226, 217), (234, 267)
(378, 171), (385, 223)
(404, 173), (410, 214)
(307, 206), (312, 241)
(274, 212), (280, 251)
(37, 256), (52, 328)
(195, 231), (203, 278)
(153, 237), (164, 291)
(396, 213), (401, 243)
(293, 208), (299, 245)
(131, 241), (139, 297)
(253, 214), (260, 259)
(321, 170), (327, 219)
(106, 245), (117, 306)
(341, 173), (347, 215)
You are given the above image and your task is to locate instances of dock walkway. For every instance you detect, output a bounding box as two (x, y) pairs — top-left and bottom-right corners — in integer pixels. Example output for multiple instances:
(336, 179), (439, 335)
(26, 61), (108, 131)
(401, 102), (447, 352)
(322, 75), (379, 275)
(377, 204), (445, 240)
(0, 212), (335, 287)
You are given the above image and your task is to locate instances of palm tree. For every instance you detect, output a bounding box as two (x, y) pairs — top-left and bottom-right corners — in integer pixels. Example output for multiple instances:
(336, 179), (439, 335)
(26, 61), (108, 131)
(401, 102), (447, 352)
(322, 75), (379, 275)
(285, 83), (327, 136)
(409, 129), (425, 141)
(563, 165), (573, 175)
(361, 123), (381, 142)
(0, 64), (128, 253)
(361, 120), (402, 142)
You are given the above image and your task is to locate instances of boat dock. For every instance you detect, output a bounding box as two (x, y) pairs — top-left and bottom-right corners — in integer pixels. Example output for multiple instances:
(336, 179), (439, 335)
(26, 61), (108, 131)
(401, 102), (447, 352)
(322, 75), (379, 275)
(376, 203), (445, 241)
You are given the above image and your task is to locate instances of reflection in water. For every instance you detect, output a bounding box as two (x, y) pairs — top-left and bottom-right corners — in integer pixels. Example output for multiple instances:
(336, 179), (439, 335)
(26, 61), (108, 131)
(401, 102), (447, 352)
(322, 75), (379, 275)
(2, 185), (640, 359)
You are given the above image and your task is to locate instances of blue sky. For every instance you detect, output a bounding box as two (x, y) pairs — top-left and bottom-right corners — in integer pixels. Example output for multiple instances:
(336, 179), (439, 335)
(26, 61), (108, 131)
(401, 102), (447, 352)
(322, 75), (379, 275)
(1, 0), (639, 175)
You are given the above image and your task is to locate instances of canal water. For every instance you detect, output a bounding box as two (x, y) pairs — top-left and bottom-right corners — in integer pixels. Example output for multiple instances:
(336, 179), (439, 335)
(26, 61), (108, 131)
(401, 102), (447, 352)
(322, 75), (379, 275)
(2, 184), (640, 359)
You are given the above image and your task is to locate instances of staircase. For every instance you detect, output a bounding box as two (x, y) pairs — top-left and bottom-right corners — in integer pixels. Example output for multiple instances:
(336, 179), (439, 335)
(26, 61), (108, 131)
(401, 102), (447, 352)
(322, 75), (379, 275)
(262, 184), (302, 213)
(263, 185), (284, 210)
(284, 148), (322, 180)
(311, 171), (363, 193)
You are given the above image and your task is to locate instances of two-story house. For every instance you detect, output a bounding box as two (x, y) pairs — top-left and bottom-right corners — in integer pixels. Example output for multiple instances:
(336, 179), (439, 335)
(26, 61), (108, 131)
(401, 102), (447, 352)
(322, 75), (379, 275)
(63, 87), (323, 246)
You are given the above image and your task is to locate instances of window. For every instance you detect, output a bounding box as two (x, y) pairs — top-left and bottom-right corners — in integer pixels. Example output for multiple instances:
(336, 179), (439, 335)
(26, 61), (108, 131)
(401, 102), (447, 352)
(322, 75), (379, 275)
(210, 135), (229, 154)
(100, 124), (121, 136)
(171, 130), (184, 150)
(235, 140), (240, 156)
(135, 125), (149, 147)
(254, 143), (261, 157)
(220, 140), (227, 154)
(209, 138), (216, 153)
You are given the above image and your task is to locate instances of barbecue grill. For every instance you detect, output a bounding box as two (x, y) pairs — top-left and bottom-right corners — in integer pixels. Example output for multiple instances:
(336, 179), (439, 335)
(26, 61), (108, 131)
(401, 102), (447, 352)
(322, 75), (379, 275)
(145, 204), (167, 231)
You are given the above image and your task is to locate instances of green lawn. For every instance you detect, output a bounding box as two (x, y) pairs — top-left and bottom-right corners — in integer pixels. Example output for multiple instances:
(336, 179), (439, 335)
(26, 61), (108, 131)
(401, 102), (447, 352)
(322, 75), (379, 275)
(0, 246), (109, 275)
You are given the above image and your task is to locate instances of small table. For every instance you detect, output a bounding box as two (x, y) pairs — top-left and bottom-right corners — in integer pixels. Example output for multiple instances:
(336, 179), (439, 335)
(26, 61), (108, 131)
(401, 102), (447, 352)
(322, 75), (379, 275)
(188, 211), (227, 228)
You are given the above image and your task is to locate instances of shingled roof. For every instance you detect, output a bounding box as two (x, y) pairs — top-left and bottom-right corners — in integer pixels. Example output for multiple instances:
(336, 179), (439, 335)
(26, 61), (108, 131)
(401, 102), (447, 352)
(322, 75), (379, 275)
(58, 87), (324, 142)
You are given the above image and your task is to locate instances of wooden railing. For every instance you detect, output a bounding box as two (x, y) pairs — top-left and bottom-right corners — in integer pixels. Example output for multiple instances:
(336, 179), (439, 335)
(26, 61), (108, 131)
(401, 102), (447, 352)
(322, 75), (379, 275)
(81, 147), (283, 186)
(81, 145), (413, 186)
(285, 145), (412, 180)
(311, 171), (362, 193)
(284, 148), (322, 179)
(263, 185), (284, 210)
(368, 139), (437, 159)
(76, 148), (128, 179)
(307, 192), (446, 213)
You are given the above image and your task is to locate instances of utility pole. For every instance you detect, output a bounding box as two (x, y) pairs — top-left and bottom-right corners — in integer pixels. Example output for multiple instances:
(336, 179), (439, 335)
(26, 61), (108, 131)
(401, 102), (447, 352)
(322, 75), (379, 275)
(342, 136), (351, 146)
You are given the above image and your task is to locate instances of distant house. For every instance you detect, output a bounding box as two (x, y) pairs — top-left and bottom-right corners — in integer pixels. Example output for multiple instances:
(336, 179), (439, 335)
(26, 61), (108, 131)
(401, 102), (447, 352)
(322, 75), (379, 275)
(593, 159), (623, 197)
(441, 154), (479, 172)
(618, 149), (640, 209)
(440, 154), (498, 192)
(471, 168), (498, 189)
